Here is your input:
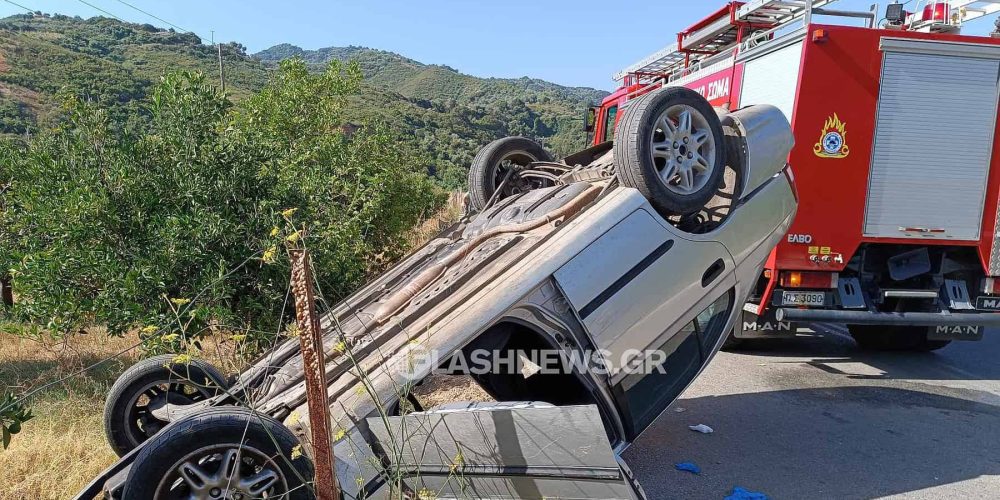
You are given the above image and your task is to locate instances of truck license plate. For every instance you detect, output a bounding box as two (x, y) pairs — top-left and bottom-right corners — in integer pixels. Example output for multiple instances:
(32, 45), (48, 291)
(782, 291), (826, 306)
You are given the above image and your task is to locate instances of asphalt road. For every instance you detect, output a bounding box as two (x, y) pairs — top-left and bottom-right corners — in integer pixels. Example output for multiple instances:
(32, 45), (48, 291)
(623, 326), (1000, 499)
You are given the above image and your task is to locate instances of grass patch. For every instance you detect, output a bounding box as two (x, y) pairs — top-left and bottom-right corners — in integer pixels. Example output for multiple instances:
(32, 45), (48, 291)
(0, 327), (139, 499)
(0, 326), (248, 498)
(0, 191), (466, 498)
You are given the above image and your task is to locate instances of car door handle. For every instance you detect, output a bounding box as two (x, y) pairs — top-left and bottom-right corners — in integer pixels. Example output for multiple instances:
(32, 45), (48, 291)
(702, 259), (726, 287)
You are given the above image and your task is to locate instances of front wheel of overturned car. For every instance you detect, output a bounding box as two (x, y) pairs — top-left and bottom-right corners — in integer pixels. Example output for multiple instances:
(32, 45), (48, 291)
(122, 407), (315, 500)
(849, 325), (951, 352)
(467, 136), (555, 212)
(104, 354), (229, 457)
(614, 87), (727, 217)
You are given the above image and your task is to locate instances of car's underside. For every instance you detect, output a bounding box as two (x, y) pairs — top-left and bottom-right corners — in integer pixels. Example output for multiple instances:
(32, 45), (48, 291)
(81, 87), (798, 500)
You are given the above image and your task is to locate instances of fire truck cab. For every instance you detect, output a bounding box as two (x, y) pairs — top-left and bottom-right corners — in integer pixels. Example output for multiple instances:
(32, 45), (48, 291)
(592, 0), (1000, 350)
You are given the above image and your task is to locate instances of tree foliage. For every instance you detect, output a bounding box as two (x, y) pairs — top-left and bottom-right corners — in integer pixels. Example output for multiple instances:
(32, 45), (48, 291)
(0, 59), (444, 339)
(0, 392), (32, 449)
(0, 15), (607, 189)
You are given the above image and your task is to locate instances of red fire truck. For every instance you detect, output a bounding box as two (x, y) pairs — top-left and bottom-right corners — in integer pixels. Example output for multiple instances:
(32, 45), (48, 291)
(590, 0), (1000, 350)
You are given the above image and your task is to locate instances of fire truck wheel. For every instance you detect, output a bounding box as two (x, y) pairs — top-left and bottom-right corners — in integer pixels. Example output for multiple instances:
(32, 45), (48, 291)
(614, 86), (726, 217)
(848, 325), (951, 352)
(104, 354), (228, 457)
(467, 136), (554, 212)
(121, 407), (315, 500)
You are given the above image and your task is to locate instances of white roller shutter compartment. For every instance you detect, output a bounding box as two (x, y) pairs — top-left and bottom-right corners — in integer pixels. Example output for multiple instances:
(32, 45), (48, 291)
(864, 49), (1000, 241)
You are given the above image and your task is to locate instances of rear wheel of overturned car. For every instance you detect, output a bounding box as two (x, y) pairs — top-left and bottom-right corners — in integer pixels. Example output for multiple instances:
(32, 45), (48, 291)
(467, 136), (555, 212)
(122, 407), (315, 500)
(104, 354), (229, 457)
(848, 325), (951, 352)
(614, 87), (727, 217)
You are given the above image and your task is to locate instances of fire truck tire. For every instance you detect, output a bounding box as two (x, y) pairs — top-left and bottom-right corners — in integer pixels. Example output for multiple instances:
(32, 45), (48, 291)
(613, 86), (726, 217)
(848, 325), (951, 352)
(467, 137), (554, 212)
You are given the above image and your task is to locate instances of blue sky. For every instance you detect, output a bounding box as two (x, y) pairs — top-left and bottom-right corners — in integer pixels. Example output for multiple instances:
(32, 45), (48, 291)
(0, 1), (996, 90)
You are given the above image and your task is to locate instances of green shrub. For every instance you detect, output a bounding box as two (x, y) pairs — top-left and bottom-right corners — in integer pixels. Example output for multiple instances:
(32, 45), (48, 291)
(0, 59), (444, 340)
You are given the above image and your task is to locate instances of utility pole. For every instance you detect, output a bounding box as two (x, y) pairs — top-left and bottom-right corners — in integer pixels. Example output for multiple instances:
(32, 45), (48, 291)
(212, 30), (225, 94)
(218, 43), (226, 94)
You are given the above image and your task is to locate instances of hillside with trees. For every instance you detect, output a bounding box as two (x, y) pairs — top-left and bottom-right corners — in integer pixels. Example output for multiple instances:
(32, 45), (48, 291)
(0, 14), (607, 188)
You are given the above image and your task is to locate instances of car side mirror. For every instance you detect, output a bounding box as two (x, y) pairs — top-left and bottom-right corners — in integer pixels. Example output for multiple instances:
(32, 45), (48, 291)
(584, 107), (598, 132)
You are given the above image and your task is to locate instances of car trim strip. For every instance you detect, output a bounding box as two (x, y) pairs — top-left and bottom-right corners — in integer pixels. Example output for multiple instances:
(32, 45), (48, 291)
(579, 239), (674, 319)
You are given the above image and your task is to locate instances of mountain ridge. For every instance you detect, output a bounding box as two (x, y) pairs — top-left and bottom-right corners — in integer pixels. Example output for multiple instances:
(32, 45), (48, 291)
(254, 43), (605, 102)
(0, 14), (608, 187)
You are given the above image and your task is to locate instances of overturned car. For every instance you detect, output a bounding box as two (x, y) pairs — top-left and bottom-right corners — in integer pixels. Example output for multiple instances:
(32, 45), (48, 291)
(78, 88), (798, 500)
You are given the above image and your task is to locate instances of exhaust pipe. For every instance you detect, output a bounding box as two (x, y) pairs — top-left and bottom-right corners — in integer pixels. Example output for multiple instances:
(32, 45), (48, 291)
(373, 184), (602, 324)
(722, 105), (794, 198)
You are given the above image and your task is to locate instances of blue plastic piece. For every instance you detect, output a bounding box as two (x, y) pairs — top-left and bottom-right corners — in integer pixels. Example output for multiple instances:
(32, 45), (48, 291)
(725, 486), (769, 500)
(674, 462), (701, 474)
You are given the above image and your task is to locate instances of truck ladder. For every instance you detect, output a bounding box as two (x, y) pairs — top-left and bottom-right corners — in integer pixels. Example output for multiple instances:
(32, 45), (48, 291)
(614, 0), (842, 83)
(736, 0), (838, 24)
(957, 0), (1000, 22)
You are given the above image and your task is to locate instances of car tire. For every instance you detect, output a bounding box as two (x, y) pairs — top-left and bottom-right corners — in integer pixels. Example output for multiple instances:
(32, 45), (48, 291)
(614, 87), (727, 217)
(104, 354), (228, 457)
(467, 136), (554, 211)
(122, 406), (315, 500)
(848, 325), (951, 352)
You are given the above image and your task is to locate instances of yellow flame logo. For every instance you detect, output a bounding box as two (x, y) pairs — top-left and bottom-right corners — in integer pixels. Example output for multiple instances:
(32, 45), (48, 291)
(814, 113), (850, 159)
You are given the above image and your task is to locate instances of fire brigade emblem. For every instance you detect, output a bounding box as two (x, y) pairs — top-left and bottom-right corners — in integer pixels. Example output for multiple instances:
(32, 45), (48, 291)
(814, 113), (850, 159)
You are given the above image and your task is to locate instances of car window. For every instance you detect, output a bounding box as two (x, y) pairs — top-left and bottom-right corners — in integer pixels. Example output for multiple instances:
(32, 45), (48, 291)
(604, 105), (618, 143)
(695, 291), (733, 353)
(614, 291), (734, 437)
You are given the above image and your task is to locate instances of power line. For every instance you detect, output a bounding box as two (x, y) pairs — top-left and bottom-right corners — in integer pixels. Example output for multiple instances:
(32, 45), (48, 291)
(1, 0), (35, 13)
(110, 0), (191, 34)
(72, 0), (125, 22)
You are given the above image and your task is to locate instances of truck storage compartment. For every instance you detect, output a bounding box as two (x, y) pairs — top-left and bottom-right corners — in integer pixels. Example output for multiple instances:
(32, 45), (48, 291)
(864, 38), (1000, 241)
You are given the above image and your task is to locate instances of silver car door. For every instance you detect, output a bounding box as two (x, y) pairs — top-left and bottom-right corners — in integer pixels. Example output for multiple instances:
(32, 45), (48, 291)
(553, 207), (736, 382)
(609, 288), (737, 440)
(366, 405), (643, 500)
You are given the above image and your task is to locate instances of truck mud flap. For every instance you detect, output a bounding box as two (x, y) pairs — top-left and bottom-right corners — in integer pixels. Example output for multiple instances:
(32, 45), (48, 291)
(927, 325), (985, 342)
(737, 307), (797, 339)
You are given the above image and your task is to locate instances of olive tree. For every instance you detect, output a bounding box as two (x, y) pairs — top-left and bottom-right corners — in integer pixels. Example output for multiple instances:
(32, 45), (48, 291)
(0, 59), (444, 342)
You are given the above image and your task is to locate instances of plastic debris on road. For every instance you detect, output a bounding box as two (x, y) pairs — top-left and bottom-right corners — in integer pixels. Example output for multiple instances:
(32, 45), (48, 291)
(674, 462), (701, 474)
(688, 423), (714, 434)
(725, 486), (769, 500)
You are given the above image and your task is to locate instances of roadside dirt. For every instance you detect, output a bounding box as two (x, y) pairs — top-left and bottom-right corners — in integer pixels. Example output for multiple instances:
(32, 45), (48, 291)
(0, 82), (45, 125)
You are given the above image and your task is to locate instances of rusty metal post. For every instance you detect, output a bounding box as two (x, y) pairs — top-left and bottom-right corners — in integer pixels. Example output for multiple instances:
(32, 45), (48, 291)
(290, 249), (340, 500)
